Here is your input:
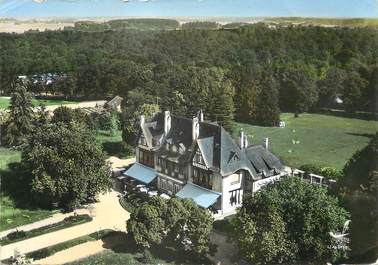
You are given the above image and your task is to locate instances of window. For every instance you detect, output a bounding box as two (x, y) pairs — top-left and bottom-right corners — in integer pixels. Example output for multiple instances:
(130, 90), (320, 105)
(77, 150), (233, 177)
(229, 188), (242, 206)
(139, 149), (154, 167)
(173, 184), (180, 194)
(194, 150), (204, 165)
(230, 173), (241, 185)
(140, 135), (147, 146)
(193, 168), (212, 189)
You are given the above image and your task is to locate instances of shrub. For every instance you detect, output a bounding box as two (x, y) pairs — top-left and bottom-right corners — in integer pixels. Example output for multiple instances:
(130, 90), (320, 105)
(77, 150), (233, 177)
(7, 230), (26, 240)
(300, 164), (342, 180)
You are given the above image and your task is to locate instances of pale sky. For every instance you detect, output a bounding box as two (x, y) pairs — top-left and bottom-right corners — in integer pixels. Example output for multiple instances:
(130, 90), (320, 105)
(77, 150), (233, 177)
(0, 0), (377, 18)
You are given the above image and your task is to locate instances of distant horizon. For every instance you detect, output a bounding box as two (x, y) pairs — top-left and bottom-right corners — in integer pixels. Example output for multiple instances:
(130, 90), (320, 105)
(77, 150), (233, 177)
(2, 15), (378, 21)
(1, 0), (377, 18)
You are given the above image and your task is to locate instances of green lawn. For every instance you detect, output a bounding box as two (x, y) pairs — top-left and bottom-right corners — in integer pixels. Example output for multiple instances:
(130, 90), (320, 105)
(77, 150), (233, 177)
(0, 98), (77, 109)
(234, 113), (378, 170)
(0, 147), (21, 171)
(0, 148), (55, 231)
(96, 130), (131, 158)
(0, 196), (55, 232)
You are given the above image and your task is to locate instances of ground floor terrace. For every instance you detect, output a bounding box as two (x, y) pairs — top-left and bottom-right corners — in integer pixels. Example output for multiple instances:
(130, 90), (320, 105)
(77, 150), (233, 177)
(117, 162), (226, 218)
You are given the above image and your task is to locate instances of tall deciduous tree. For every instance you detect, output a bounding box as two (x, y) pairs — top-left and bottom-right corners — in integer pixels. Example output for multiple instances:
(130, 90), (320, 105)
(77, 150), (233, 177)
(255, 73), (280, 126)
(279, 68), (318, 114)
(121, 88), (160, 146)
(342, 72), (368, 112)
(22, 122), (111, 210)
(4, 83), (34, 147)
(127, 197), (213, 257)
(233, 177), (350, 264)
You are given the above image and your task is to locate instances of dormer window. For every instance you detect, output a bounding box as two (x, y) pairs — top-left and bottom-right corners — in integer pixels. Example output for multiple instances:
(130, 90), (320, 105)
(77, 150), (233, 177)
(140, 135), (147, 146)
(228, 151), (240, 164)
(172, 145), (177, 153)
(194, 150), (204, 165)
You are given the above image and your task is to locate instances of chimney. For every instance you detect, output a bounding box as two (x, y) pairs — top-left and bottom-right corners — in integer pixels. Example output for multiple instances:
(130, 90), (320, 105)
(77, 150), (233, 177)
(164, 110), (171, 135)
(140, 115), (145, 128)
(192, 117), (199, 141)
(240, 129), (244, 149)
(263, 137), (269, 150)
(199, 109), (204, 122)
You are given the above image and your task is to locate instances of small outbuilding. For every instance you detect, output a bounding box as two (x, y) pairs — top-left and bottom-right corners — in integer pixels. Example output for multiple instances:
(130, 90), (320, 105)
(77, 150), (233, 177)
(104, 96), (123, 112)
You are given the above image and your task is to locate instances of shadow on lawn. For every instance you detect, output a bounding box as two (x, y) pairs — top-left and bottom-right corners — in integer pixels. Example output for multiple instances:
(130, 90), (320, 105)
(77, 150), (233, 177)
(102, 141), (128, 158)
(316, 109), (378, 121)
(346, 132), (376, 139)
(101, 232), (212, 265)
(0, 161), (41, 210)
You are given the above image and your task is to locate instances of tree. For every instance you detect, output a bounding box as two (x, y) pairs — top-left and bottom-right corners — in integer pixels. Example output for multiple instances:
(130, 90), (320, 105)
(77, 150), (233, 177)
(234, 177), (350, 264)
(127, 203), (166, 248)
(127, 197), (213, 257)
(278, 68), (318, 114)
(121, 88), (160, 146)
(22, 122), (111, 210)
(51, 106), (76, 124)
(174, 199), (214, 256)
(339, 134), (378, 261)
(4, 83), (34, 147)
(234, 206), (295, 265)
(317, 67), (346, 108)
(342, 72), (368, 112)
(33, 104), (50, 127)
(254, 73), (280, 126)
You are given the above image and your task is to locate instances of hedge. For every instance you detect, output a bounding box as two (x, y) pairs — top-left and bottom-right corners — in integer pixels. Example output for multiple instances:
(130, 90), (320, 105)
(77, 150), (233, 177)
(26, 229), (115, 261)
(0, 214), (92, 245)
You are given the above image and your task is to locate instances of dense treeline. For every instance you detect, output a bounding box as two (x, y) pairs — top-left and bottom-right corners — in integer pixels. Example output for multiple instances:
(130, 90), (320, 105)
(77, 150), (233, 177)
(1, 24), (377, 131)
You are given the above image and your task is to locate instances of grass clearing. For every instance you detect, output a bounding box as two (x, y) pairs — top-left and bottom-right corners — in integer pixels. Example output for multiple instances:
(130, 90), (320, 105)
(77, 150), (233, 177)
(0, 148), (55, 231)
(0, 97), (77, 109)
(0, 196), (55, 232)
(0, 147), (21, 171)
(234, 113), (378, 170)
(96, 130), (131, 158)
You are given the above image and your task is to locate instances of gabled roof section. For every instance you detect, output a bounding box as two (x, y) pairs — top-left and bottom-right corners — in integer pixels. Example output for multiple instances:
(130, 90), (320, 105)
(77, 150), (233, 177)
(197, 137), (214, 168)
(244, 145), (284, 176)
(155, 115), (194, 164)
(219, 127), (258, 178)
(140, 112), (164, 148)
(164, 115), (193, 149)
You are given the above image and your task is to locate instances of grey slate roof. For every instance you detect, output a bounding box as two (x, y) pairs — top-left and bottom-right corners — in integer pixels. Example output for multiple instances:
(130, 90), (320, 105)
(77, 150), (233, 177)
(244, 145), (284, 177)
(105, 96), (123, 109)
(139, 112), (284, 180)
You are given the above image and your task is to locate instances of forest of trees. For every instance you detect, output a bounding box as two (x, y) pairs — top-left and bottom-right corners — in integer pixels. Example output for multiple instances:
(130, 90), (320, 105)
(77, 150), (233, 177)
(0, 24), (377, 132)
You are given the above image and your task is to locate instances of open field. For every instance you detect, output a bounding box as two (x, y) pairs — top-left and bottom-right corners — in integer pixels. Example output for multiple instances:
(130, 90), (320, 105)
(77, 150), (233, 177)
(265, 17), (378, 27)
(0, 21), (74, 33)
(234, 113), (378, 170)
(0, 97), (78, 109)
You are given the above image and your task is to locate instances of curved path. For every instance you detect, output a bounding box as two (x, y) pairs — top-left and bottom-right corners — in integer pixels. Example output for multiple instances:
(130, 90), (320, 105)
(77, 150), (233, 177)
(0, 191), (130, 261)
